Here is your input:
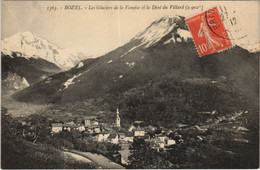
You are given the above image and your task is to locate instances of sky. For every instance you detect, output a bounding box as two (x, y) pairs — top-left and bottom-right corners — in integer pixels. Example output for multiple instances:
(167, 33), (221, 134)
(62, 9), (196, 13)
(2, 1), (259, 57)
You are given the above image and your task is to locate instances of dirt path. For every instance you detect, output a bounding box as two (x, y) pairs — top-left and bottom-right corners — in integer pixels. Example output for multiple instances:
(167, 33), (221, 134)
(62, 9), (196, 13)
(71, 150), (125, 169)
(63, 151), (92, 163)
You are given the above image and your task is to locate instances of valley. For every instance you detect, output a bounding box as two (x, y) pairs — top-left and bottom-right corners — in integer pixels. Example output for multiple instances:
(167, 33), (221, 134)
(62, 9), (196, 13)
(1, 94), (49, 118)
(1, 14), (259, 169)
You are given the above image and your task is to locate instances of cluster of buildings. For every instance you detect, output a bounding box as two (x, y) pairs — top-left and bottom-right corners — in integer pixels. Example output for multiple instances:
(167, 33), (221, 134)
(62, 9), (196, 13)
(51, 109), (123, 143)
(51, 117), (101, 134)
(51, 108), (177, 165)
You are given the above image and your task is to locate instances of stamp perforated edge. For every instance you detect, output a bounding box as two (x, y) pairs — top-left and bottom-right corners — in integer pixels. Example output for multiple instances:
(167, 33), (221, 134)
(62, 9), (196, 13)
(185, 5), (235, 57)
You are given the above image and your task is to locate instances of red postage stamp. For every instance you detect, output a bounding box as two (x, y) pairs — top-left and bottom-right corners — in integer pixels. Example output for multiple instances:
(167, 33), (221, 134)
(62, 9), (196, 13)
(186, 7), (233, 57)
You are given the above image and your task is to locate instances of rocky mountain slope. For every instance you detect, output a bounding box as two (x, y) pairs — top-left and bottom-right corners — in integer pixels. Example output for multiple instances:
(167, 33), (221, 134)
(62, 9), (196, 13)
(2, 72), (30, 92)
(1, 51), (60, 93)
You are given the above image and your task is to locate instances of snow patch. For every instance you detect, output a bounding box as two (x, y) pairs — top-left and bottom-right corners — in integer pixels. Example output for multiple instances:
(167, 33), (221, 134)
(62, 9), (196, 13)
(63, 67), (92, 90)
(86, 68), (92, 72)
(134, 16), (184, 47)
(164, 28), (192, 45)
(40, 75), (47, 79)
(22, 77), (30, 87)
(125, 62), (135, 68)
(76, 62), (84, 68)
(164, 38), (175, 45)
(120, 43), (144, 58)
(178, 29), (192, 41)
(107, 60), (113, 64)
(45, 80), (51, 84)
(14, 85), (20, 90)
(138, 21), (176, 47)
(63, 73), (83, 90)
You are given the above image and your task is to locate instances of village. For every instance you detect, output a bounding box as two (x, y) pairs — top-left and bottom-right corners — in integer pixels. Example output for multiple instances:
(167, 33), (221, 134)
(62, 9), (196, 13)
(50, 108), (178, 165)
(6, 103), (252, 168)
(17, 106), (248, 167)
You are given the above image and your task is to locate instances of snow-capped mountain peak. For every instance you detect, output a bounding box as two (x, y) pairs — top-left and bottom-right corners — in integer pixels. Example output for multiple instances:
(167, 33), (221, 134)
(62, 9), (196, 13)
(133, 15), (190, 47)
(1, 31), (86, 69)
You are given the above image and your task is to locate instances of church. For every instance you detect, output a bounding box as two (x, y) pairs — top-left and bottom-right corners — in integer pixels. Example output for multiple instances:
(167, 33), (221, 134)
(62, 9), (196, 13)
(116, 107), (121, 127)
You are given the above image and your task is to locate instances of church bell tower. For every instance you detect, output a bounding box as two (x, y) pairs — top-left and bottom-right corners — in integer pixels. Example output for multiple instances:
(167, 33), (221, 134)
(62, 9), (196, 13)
(116, 107), (121, 127)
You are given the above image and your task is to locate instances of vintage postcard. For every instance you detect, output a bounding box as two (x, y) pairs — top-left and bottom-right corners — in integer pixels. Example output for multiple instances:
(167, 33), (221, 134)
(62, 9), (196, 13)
(1, 1), (259, 169)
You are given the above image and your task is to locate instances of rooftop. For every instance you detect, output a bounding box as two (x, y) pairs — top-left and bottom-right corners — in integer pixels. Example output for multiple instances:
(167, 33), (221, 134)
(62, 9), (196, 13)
(108, 133), (118, 139)
(136, 126), (145, 131)
(51, 123), (63, 127)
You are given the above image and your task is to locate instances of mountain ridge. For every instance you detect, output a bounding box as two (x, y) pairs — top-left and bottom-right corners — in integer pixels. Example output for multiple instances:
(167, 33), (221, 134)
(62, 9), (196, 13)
(12, 15), (259, 104)
(1, 31), (87, 70)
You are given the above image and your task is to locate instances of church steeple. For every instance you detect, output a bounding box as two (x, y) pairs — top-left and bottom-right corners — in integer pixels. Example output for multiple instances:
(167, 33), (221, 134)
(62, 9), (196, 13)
(116, 107), (121, 127)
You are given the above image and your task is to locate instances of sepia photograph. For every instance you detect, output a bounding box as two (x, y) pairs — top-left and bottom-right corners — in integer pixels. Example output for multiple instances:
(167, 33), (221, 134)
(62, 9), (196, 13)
(1, 1), (259, 169)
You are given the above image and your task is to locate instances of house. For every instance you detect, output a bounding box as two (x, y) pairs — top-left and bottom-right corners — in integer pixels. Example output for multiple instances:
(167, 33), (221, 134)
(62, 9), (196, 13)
(128, 124), (136, 132)
(51, 123), (63, 133)
(134, 121), (144, 126)
(108, 133), (119, 144)
(85, 125), (99, 134)
(97, 132), (110, 142)
(93, 127), (101, 133)
(146, 137), (160, 145)
(84, 116), (97, 120)
(149, 138), (163, 152)
(66, 121), (75, 126)
(157, 135), (167, 142)
(93, 121), (99, 126)
(62, 121), (75, 131)
(118, 150), (131, 165)
(118, 133), (126, 140)
(141, 134), (150, 140)
(166, 129), (173, 135)
(166, 139), (176, 146)
(86, 128), (94, 134)
(134, 127), (145, 137)
(148, 125), (157, 131)
(160, 127), (168, 134)
(63, 124), (71, 131)
(158, 142), (165, 148)
(150, 141), (165, 151)
(123, 136), (134, 143)
(84, 119), (91, 126)
(76, 124), (85, 132)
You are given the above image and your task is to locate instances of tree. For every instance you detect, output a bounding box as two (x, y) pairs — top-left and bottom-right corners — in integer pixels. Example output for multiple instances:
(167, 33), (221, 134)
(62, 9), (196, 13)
(128, 138), (174, 169)
(1, 107), (23, 140)
(26, 114), (51, 143)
